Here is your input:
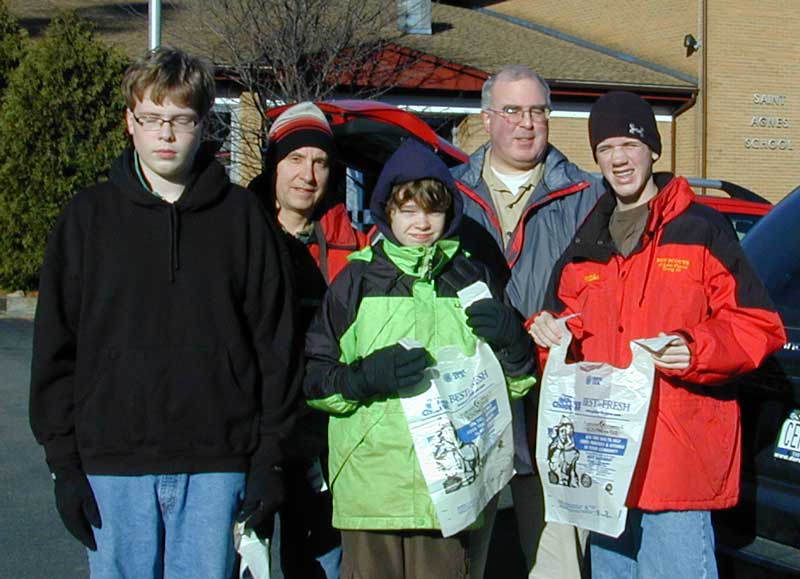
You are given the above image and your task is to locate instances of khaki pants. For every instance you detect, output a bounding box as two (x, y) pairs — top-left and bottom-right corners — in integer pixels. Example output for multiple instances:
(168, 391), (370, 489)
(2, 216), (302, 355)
(341, 529), (469, 579)
(469, 474), (588, 579)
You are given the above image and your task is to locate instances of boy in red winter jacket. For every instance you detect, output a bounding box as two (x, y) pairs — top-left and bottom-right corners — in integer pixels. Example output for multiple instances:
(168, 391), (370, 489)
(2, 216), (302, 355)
(528, 91), (786, 579)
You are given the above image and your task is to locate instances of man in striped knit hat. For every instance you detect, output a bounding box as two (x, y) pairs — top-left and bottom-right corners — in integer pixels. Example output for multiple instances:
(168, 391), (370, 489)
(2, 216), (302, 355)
(250, 102), (367, 578)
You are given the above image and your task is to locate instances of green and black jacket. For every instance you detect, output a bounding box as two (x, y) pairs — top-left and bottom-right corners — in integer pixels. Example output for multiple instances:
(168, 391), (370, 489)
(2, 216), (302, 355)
(302, 139), (536, 531)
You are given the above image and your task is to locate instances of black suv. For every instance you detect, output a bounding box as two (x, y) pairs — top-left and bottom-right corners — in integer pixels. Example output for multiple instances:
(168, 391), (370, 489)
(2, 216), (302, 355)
(714, 185), (800, 575)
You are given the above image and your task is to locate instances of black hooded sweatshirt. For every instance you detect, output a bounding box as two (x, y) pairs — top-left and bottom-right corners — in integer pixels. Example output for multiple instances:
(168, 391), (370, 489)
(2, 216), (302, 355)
(30, 147), (298, 475)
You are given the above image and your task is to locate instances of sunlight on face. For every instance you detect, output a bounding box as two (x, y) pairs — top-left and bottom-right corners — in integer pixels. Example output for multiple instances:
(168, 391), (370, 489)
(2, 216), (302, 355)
(389, 197), (446, 247)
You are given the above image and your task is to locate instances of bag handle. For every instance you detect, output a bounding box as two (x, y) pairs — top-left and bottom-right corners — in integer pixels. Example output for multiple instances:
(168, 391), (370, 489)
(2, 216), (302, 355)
(545, 314), (579, 373)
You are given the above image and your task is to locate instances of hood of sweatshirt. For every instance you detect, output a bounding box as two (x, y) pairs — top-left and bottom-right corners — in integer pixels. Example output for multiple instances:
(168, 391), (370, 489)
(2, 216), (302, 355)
(109, 146), (232, 281)
(110, 146), (230, 211)
(368, 138), (463, 244)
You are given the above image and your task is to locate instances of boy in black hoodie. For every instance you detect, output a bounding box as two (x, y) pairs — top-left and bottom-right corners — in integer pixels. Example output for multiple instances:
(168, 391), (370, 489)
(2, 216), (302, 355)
(29, 46), (297, 578)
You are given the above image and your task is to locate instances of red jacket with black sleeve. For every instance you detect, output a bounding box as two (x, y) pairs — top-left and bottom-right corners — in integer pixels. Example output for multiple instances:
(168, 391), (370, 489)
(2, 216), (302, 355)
(307, 203), (367, 283)
(536, 174), (786, 511)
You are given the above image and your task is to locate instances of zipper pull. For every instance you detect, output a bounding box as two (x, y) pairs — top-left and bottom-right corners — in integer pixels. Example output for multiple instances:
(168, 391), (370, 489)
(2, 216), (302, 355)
(421, 247), (434, 280)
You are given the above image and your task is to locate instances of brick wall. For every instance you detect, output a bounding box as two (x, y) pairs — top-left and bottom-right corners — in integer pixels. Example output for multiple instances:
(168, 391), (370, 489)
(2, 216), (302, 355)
(674, 107), (701, 178)
(704, 1), (800, 202)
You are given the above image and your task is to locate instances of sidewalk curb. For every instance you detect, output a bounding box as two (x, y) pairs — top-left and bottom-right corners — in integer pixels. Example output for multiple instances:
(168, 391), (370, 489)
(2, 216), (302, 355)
(0, 295), (37, 319)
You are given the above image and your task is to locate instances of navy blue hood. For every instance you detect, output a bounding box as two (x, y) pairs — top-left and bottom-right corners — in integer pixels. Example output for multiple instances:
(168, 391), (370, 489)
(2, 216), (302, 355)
(369, 138), (463, 242)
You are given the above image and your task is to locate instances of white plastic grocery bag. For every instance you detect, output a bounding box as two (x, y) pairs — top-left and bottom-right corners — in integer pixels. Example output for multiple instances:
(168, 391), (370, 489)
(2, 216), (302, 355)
(398, 282), (515, 537)
(535, 317), (672, 537)
(234, 521), (271, 579)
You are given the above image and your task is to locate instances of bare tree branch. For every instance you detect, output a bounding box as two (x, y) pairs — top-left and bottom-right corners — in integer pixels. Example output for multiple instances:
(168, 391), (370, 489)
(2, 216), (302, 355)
(179, 0), (418, 106)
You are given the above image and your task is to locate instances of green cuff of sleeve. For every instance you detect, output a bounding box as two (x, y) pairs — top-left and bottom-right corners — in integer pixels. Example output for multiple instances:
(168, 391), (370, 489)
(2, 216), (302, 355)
(506, 374), (536, 400)
(307, 393), (360, 416)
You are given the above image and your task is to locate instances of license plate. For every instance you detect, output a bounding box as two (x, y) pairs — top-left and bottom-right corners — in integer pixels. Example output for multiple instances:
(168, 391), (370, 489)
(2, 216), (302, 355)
(774, 410), (800, 463)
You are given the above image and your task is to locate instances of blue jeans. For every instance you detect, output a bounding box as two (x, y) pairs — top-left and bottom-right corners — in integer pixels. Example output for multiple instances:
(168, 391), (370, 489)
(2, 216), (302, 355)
(87, 472), (246, 579)
(590, 509), (718, 579)
(316, 545), (343, 578)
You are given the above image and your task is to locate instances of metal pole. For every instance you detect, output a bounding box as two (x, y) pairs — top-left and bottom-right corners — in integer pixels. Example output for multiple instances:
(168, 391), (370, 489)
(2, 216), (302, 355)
(149, 0), (161, 50)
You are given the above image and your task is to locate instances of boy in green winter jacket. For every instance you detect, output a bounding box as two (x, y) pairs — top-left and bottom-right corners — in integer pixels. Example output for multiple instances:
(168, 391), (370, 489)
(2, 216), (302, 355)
(303, 138), (537, 579)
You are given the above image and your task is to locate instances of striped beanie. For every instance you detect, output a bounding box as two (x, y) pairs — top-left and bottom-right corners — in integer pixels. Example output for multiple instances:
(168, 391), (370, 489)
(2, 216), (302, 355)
(267, 101), (334, 163)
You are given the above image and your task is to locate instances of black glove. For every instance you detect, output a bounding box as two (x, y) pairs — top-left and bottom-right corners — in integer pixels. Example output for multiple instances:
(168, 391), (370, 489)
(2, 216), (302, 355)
(466, 299), (536, 376)
(52, 465), (102, 551)
(465, 299), (526, 349)
(339, 344), (431, 401)
(238, 459), (286, 540)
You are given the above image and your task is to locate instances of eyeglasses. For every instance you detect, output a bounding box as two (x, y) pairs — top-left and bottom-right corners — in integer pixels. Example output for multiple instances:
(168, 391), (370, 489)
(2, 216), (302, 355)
(485, 105), (551, 124)
(131, 111), (199, 133)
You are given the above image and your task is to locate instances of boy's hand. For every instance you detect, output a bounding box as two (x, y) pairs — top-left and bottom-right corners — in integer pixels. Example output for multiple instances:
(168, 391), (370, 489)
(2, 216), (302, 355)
(466, 299), (535, 374)
(651, 333), (691, 369)
(465, 299), (524, 349)
(527, 311), (563, 348)
(238, 462), (285, 540)
(340, 344), (431, 400)
(52, 465), (102, 551)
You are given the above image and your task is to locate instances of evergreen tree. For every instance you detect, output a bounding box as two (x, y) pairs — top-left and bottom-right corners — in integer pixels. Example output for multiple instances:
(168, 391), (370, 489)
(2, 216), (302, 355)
(0, 1), (27, 94)
(0, 13), (127, 290)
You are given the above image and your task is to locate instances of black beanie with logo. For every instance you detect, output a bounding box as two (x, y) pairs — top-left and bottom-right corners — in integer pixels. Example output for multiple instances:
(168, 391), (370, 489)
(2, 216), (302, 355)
(588, 91), (661, 159)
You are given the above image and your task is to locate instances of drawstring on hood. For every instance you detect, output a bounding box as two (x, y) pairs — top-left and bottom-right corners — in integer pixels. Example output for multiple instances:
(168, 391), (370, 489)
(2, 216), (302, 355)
(369, 138), (463, 245)
(111, 147), (230, 283)
(169, 203), (180, 282)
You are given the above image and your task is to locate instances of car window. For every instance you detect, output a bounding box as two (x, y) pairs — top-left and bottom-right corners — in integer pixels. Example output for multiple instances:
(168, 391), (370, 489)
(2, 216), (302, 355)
(750, 243), (800, 328)
(743, 188), (800, 328)
(725, 213), (761, 240)
(769, 269), (800, 328)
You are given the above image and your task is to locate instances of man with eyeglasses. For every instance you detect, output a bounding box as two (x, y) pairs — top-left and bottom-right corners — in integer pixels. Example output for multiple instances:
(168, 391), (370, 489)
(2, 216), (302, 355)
(452, 64), (604, 579)
(30, 46), (298, 578)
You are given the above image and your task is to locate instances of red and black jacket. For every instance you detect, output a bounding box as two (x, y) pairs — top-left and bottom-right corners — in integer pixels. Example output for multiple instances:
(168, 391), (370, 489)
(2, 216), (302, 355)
(538, 174), (786, 510)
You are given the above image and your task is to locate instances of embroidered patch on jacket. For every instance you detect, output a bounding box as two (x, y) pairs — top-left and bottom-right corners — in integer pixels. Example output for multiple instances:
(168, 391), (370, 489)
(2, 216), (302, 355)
(584, 273), (601, 283)
(656, 257), (690, 272)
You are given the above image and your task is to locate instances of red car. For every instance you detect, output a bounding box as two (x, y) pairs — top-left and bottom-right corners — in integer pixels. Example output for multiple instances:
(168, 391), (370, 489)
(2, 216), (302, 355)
(689, 179), (772, 240)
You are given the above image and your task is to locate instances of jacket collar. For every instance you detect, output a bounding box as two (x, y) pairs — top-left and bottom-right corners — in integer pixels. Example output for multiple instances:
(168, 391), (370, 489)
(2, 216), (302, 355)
(570, 173), (694, 261)
(316, 203), (361, 248)
(643, 173), (694, 234)
(457, 142), (591, 204)
(381, 238), (460, 280)
(111, 146), (229, 212)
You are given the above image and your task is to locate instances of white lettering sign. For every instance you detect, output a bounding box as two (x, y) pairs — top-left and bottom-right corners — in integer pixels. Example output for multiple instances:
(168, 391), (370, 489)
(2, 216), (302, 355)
(750, 116), (791, 128)
(753, 94), (787, 106)
(744, 138), (793, 150)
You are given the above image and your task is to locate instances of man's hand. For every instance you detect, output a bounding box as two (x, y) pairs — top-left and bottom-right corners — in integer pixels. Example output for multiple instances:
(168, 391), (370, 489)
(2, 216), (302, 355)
(238, 463), (286, 541)
(52, 466), (102, 551)
(651, 333), (691, 369)
(527, 311), (563, 348)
